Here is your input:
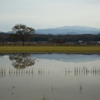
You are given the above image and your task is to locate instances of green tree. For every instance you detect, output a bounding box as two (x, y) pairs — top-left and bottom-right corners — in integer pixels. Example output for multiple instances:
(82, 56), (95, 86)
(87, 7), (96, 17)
(12, 24), (35, 46)
(9, 34), (19, 45)
(0, 34), (6, 46)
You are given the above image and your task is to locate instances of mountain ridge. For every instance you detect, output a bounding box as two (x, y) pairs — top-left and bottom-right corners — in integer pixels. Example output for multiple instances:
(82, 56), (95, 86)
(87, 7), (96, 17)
(1, 26), (100, 35)
(35, 26), (100, 35)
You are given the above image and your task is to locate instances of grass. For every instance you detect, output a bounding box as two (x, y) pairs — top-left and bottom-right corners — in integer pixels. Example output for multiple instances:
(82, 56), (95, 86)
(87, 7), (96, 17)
(0, 45), (100, 53)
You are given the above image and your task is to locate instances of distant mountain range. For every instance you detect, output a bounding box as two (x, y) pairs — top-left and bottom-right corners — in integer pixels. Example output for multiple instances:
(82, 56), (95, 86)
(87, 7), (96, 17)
(0, 31), (3, 33)
(35, 26), (100, 35)
(1, 26), (100, 35)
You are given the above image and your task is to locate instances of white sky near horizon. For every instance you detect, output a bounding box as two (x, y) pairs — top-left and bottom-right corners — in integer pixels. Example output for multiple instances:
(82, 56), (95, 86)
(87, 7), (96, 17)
(0, 0), (100, 31)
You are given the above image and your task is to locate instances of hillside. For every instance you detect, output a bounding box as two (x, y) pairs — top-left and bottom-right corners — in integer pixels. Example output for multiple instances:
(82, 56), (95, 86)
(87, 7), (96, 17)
(36, 26), (100, 35)
(1, 26), (100, 35)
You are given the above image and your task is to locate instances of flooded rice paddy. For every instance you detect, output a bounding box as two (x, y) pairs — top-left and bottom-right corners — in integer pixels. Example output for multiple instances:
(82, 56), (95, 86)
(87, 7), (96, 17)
(0, 53), (100, 100)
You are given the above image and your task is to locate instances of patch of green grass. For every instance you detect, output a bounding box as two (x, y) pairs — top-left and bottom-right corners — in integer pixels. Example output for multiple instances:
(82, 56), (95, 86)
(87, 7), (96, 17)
(0, 45), (100, 53)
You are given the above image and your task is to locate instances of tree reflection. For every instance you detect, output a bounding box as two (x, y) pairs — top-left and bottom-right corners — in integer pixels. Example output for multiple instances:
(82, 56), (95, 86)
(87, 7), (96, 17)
(0, 54), (5, 57)
(9, 53), (35, 69)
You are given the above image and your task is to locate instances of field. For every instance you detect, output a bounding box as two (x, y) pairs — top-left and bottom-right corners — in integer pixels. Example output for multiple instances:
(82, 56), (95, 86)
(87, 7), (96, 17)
(0, 45), (100, 53)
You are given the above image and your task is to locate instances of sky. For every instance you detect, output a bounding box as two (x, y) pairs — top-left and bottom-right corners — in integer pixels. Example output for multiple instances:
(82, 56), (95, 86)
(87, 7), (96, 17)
(0, 0), (100, 31)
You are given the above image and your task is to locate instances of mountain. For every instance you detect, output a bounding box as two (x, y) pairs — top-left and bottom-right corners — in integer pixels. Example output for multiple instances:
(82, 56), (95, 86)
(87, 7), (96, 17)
(6, 31), (14, 33)
(0, 31), (16, 34)
(0, 31), (4, 33)
(36, 26), (100, 35)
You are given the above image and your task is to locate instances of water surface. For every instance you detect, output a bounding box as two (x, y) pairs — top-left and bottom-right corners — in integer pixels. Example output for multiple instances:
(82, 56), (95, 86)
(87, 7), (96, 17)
(0, 53), (100, 100)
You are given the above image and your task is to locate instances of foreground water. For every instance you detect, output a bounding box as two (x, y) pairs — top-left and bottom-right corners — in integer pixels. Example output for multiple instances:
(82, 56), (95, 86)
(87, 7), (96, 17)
(0, 53), (100, 100)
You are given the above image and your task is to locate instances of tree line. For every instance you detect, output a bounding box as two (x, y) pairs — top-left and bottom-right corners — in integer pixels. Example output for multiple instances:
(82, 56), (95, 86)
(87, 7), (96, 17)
(0, 24), (100, 45)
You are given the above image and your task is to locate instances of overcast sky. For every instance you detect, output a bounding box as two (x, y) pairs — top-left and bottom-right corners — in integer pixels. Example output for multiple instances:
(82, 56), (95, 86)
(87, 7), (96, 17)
(0, 0), (100, 31)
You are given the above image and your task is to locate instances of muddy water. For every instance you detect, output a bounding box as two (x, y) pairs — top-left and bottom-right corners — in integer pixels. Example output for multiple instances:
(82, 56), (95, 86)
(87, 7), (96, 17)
(0, 53), (100, 100)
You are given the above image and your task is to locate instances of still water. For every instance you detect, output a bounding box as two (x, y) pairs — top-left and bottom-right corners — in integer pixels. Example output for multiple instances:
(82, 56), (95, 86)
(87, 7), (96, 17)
(0, 53), (100, 100)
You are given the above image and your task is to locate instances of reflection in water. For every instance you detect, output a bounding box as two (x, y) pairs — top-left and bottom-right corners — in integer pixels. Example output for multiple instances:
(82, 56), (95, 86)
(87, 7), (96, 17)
(8, 69), (34, 77)
(0, 67), (100, 77)
(41, 95), (49, 100)
(80, 82), (82, 94)
(0, 54), (100, 100)
(74, 67), (100, 76)
(0, 68), (6, 78)
(0, 53), (5, 57)
(9, 53), (35, 69)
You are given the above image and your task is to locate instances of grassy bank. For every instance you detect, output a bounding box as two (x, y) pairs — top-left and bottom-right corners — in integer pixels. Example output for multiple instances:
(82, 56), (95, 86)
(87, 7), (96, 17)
(0, 45), (100, 53)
